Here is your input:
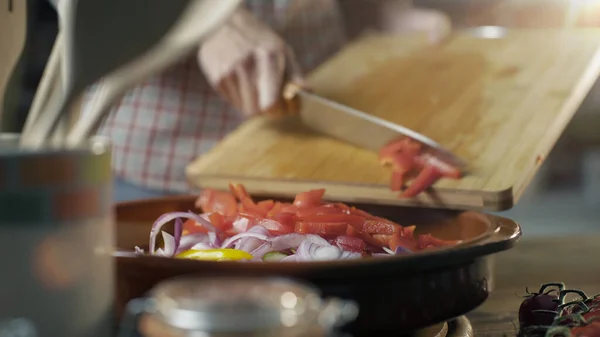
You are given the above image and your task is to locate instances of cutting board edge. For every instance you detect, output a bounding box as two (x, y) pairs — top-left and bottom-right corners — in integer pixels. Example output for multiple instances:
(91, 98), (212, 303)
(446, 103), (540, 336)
(186, 172), (515, 211)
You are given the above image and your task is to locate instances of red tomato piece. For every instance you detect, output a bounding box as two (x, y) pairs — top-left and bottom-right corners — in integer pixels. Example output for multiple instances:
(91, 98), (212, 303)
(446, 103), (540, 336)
(259, 219), (294, 235)
(182, 218), (209, 234)
(228, 183), (252, 201)
(335, 236), (367, 252)
(400, 165), (443, 198)
(294, 221), (348, 236)
(347, 226), (384, 247)
(279, 203), (298, 214)
(293, 189), (326, 208)
(353, 220), (400, 235)
(417, 234), (459, 249)
(207, 213), (234, 232)
(269, 212), (297, 229)
(389, 171), (405, 192)
(389, 232), (419, 252)
(239, 198), (267, 217)
(296, 205), (348, 217)
(402, 225), (416, 238)
(257, 200), (275, 212)
(347, 207), (374, 218)
(267, 202), (283, 217)
(378, 137), (463, 198)
(298, 214), (365, 226)
(195, 189), (238, 216)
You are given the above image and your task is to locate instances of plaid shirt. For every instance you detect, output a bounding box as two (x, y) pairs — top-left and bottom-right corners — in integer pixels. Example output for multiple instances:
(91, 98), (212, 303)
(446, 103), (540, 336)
(80, 0), (347, 193)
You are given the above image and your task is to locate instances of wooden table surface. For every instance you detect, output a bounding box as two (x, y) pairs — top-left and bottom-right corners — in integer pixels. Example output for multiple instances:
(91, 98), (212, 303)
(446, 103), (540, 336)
(467, 234), (600, 336)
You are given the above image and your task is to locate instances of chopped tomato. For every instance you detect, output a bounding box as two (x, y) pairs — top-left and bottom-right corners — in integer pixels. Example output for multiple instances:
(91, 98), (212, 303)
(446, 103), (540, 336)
(267, 202), (283, 217)
(257, 200), (275, 212)
(260, 219), (294, 235)
(353, 220), (400, 235)
(372, 234), (393, 247)
(296, 205), (347, 217)
(417, 234), (459, 249)
(207, 213), (233, 232)
(195, 190), (237, 216)
(389, 232), (418, 252)
(228, 183), (252, 201)
(389, 171), (405, 192)
(279, 203), (298, 214)
(187, 184), (459, 254)
(402, 225), (416, 238)
(294, 221), (348, 236)
(298, 214), (365, 227)
(239, 198), (267, 217)
(182, 218), (209, 234)
(269, 212), (297, 229)
(293, 189), (326, 208)
(378, 137), (463, 198)
(335, 236), (367, 252)
(400, 165), (443, 198)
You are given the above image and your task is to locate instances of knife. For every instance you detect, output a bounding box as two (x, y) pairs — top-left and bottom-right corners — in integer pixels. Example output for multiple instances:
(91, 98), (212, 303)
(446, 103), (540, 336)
(285, 84), (467, 170)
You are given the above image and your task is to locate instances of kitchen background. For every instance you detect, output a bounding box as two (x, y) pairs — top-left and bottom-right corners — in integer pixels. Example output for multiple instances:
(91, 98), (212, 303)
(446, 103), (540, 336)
(3, 0), (599, 236)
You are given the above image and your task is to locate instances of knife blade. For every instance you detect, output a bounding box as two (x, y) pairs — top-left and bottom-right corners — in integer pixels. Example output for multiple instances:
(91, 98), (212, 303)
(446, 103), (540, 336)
(290, 86), (467, 170)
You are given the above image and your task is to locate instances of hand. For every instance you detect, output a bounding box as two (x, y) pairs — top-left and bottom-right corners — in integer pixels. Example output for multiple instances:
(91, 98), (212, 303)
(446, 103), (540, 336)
(379, 1), (452, 44)
(198, 8), (303, 117)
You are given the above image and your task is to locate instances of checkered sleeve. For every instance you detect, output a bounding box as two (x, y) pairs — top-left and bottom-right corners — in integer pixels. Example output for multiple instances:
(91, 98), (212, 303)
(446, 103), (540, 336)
(83, 0), (347, 194)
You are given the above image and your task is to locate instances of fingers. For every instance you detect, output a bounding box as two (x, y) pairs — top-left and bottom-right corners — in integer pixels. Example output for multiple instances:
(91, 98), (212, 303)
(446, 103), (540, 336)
(217, 73), (243, 112)
(255, 50), (285, 112)
(235, 58), (260, 116)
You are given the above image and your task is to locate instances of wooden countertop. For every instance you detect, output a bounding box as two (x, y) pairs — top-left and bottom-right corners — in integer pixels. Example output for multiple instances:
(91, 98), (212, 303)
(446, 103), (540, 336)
(468, 235), (600, 336)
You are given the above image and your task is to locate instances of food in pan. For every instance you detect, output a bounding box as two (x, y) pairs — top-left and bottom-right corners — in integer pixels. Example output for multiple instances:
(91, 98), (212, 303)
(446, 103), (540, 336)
(379, 137), (462, 198)
(138, 184), (460, 262)
(518, 283), (600, 337)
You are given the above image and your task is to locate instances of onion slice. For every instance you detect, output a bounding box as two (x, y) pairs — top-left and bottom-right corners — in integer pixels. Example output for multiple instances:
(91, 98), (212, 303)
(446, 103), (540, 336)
(150, 211), (217, 255)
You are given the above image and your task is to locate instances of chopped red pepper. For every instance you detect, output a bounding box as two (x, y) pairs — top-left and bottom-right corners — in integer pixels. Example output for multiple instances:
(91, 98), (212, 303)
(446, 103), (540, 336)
(195, 189), (238, 216)
(193, 184), (457, 252)
(294, 221), (349, 236)
(335, 235), (367, 253)
(293, 188), (326, 208)
(379, 137), (463, 198)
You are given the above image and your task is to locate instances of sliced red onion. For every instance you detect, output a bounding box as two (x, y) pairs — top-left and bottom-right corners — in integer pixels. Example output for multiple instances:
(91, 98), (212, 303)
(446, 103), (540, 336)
(176, 233), (216, 254)
(281, 254), (297, 262)
(235, 226), (272, 253)
(382, 247), (394, 255)
(173, 218), (183, 253)
(153, 231), (176, 257)
(190, 242), (215, 250)
(221, 231), (270, 249)
(232, 217), (250, 233)
(296, 241), (341, 261)
(149, 211), (218, 255)
(395, 246), (413, 254)
(250, 234), (328, 259)
(296, 241), (362, 261)
(372, 253), (393, 257)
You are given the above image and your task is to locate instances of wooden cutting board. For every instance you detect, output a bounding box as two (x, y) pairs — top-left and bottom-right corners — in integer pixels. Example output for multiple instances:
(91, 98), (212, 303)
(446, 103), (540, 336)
(187, 29), (600, 211)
